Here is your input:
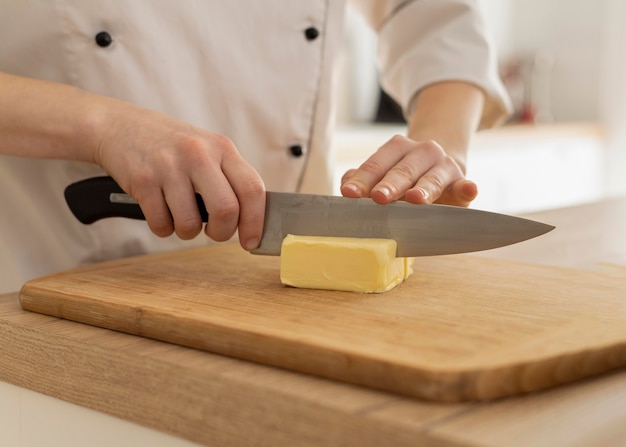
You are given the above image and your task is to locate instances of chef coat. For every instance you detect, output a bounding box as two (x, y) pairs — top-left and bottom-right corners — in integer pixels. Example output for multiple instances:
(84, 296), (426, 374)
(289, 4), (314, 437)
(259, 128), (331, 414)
(0, 0), (510, 293)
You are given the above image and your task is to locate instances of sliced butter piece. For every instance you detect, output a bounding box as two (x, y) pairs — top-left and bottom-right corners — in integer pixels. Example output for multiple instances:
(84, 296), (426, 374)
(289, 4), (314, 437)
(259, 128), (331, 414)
(280, 234), (414, 293)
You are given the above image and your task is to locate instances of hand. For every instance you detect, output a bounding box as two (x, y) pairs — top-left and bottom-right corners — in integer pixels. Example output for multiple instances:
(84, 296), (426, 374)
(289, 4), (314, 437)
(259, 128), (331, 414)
(340, 82), (485, 208)
(340, 135), (478, 207)
(93, 103), (266, 251)
(0, 73), (265, 249)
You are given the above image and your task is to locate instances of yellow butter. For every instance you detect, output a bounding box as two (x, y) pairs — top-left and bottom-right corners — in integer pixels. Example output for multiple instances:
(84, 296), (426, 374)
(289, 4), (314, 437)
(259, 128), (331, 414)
(280, 234), (414, 293)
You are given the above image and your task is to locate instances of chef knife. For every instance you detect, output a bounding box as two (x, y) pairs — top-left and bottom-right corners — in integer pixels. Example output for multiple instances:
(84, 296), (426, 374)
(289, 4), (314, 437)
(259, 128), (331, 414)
(64, 176), (554, 257)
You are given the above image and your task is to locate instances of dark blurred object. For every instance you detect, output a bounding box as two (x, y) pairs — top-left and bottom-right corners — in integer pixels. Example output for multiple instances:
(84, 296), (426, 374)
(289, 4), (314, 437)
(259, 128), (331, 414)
(374, 88), (406, 124)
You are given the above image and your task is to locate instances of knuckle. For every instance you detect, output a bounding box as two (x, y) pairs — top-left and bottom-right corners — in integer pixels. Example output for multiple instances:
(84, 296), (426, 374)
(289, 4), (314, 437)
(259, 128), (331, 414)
(178, 132), (241, 171)
(421, 139), (444, 155)
(390, 162), (417, 184)
(423, 172), (445, 193)
(205, 226), (236, 243)
(439, 154), (464, 180)
(177, 135), (210, 162)
(174, 216), (202, 238)
(211, 133), (236, 149)
(358, 158), (386, 176)
(211, 134), (238, 158)
(129, 170), (159, 195)
(384, 135), (413, 157)
(212, 197), (240, 222)
(442, 154), (463, 173)
(245, 178), (266, 197)
(389, 134), (410, 145)
(149, 217), (174, 237)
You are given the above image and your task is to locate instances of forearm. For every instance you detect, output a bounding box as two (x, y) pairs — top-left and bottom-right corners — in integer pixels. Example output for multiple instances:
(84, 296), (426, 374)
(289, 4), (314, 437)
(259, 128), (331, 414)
(407, 81), (485, 173)
(0, 71), (114, 162)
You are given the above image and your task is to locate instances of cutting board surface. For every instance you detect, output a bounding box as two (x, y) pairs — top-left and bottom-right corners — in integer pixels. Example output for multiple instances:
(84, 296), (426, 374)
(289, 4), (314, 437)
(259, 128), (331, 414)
(20, 244), (626, 402)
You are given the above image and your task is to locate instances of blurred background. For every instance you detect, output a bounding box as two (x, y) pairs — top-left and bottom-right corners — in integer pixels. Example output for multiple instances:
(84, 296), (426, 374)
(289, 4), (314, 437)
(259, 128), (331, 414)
(332, 0), (626, 213)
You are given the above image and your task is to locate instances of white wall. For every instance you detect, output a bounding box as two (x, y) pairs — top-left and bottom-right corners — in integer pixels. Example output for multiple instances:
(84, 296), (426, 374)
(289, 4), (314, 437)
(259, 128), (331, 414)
(488, 0), (604, 123)
(481, 0), (625, 195)
(599, 0), (626, 196)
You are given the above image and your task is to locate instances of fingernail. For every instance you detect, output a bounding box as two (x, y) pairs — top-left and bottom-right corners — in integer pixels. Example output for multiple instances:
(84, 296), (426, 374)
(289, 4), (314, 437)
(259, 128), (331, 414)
(462, 182), (478, 199)
(244, 238), (259, 251)
(342, 182), (359, 195)
(375, 185), (391, 199)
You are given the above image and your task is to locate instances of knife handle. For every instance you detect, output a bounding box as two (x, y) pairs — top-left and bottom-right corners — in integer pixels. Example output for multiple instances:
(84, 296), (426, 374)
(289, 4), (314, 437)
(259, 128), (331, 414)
(64, 176), (209, 224)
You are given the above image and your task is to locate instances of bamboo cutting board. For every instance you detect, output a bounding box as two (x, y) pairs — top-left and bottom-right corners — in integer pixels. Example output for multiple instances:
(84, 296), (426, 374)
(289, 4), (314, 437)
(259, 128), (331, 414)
(19, 244), (626, 402)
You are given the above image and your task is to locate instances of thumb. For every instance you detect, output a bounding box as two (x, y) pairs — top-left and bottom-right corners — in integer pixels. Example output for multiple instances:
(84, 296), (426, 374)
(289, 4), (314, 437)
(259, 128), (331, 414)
(435, 179), (478, 208)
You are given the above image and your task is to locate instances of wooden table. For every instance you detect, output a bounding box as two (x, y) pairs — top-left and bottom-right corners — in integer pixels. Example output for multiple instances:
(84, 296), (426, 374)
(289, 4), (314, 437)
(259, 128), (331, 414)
(2, 197), (625, 447)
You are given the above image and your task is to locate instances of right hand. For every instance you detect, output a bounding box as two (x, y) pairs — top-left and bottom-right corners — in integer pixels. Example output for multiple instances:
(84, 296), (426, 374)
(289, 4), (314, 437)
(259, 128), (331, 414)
(92, 102), (266, 251)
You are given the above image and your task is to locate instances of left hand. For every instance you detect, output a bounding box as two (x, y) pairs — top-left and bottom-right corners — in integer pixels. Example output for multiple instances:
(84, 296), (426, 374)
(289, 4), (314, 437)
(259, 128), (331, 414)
(341, 81), (486, 208)
(340, 134), (478, 208)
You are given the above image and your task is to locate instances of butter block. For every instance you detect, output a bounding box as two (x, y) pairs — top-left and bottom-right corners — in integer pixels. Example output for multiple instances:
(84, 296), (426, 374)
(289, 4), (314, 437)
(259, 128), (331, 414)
(280, 234), (414, 293)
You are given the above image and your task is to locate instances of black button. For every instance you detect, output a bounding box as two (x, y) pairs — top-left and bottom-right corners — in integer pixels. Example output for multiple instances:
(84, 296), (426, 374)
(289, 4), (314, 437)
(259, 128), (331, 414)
(289, 145), (304, 157)
(95, 31), (113, 48)
(304, 27), (320, 41)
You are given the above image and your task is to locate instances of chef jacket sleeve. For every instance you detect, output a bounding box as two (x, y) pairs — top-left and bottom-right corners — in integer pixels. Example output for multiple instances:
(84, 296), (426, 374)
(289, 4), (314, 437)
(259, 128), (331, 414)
(349, 0), (512, 129)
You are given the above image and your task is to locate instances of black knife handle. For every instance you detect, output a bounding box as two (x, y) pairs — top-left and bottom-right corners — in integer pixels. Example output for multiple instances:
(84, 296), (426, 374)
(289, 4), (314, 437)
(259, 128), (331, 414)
(64, 176), (209, 224)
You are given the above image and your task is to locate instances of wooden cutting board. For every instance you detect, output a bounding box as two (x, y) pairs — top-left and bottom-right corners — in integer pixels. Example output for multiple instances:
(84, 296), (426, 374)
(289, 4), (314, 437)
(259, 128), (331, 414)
(19, 243), (626, 402)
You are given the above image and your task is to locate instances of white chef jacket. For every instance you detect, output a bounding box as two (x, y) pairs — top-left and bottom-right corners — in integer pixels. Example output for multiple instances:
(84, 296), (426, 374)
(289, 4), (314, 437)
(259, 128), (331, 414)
(0, 0), (510, 293)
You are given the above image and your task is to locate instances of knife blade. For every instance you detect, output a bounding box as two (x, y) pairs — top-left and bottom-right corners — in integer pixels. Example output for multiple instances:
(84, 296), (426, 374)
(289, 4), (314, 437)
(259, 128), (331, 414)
(64, 176), (554, 257)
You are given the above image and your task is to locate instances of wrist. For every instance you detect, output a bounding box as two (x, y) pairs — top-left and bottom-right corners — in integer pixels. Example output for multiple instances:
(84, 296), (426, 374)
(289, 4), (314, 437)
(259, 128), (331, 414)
(406, 81), (484, 174)
(73, 90), (125, 166)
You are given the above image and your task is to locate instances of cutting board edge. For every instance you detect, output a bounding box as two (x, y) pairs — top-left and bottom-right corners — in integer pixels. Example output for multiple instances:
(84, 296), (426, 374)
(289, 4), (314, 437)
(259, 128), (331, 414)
(17, 245), (626, 403)
(19, 281), (626, 403)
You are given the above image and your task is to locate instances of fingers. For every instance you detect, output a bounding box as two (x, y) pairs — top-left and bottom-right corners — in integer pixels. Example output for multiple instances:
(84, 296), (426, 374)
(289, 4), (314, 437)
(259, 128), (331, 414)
(340, 135), (408, 201)
(435, 179), (478, 208)
(192, 136), (266, 249)
(220, 153), (266, 251)
(341, 135), (477, 208)
(134, 186), (175, 238)
(128, 178), (204, 240)
(163, 180), (204, 240)
(113, 126), (265, 247)
(403, 151), (462, 205)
